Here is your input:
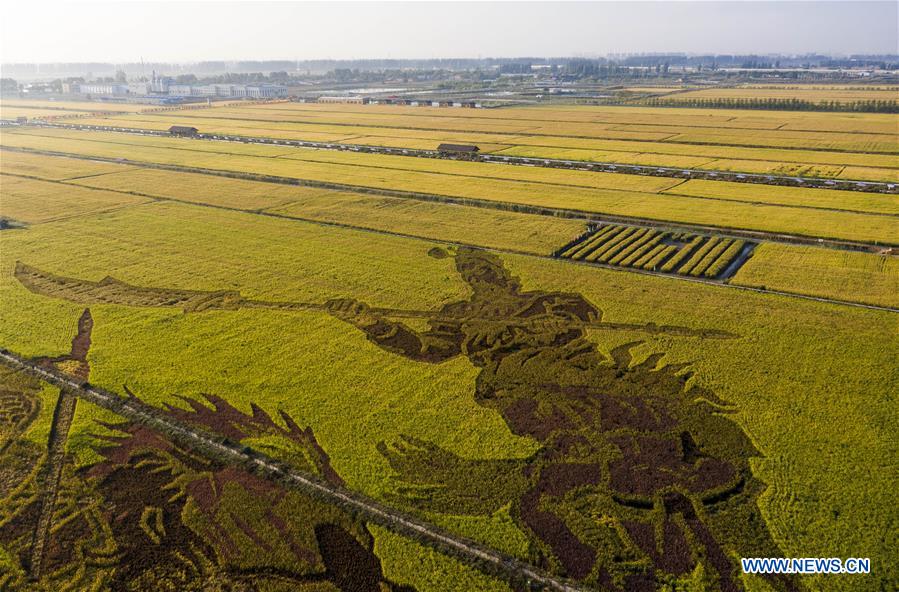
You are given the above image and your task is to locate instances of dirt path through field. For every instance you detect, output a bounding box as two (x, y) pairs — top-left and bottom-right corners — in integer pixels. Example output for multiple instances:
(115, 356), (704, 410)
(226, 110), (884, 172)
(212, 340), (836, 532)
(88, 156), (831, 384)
(26, 309), (92, 579)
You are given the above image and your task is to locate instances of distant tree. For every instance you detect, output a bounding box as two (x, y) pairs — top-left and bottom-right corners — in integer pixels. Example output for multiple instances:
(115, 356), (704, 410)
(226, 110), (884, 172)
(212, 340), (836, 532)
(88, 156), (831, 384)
(115, 69), (127, 83)
(176, 74), (198, 84)
(0, 78), (18, 92)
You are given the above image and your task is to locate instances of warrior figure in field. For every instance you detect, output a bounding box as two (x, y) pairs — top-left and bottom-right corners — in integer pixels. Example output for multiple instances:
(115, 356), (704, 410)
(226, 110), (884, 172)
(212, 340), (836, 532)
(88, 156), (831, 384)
(325, 247), (796, 592)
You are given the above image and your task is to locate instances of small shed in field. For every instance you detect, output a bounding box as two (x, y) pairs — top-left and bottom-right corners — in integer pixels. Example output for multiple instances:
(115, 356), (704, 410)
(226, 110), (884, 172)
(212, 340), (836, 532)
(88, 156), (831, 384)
(437, 143), (479, 154)
(169, 125), (198, 136)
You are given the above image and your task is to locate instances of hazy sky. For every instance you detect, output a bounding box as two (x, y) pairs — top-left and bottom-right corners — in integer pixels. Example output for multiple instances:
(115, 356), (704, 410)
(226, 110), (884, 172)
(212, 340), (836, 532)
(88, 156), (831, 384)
(2, 1), (896, 63)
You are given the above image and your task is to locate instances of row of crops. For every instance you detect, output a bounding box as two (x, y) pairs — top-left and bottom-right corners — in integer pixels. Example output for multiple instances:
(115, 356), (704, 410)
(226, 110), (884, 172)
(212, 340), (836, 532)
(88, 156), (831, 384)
(557, 224), (753, 279)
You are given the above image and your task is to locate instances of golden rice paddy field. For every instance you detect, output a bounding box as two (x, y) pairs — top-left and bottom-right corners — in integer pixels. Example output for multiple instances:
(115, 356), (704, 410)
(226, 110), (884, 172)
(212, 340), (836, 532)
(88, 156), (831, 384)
(0, 174), (151, 223)
(3, 128), (898, 245)
(1, 99), (154, 119)
(659, 86), (899, 103)
(2, 162), (586, 255)
(1, 186), (896, 592)
(733, 243), (899, 309)
(3, 148), (896, 309)
(1, 104), (898, 592)
(42, 100), (899, 182)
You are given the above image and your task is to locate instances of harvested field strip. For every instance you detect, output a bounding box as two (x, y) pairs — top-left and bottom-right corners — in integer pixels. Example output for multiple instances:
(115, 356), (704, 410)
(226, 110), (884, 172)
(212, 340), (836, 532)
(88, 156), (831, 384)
(632, 242), (667, 267)
(574, 226), (628, 260)
(642, 245), (677, 270)
(596, 228), (650, 263)
(560, 225), (618, 258)
(583, 227), (639, 261)
(558, 224), (754, 279)
(660, 237), (704, 272)
(704, 240), (747, 278)
(679, 238), (722, 275)
(732, 243), (899, 308)
(620, 234), (663, 266)
(4, 133), (898, 246)
(689, 239), (733, 277)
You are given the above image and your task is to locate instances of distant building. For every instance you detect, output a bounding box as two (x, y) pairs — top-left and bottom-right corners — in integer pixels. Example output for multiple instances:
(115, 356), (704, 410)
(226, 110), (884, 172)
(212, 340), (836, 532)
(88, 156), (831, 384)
(169, 125), (199, 136)
(245, 85), (287, 98)
(437, 143), (480, 154)
(128, 81), (151, 95)
(318, 96), (364, 104)
(78, 83), (129, 96)
(66, 76), (286, 100)
(167, 84), (194, 97)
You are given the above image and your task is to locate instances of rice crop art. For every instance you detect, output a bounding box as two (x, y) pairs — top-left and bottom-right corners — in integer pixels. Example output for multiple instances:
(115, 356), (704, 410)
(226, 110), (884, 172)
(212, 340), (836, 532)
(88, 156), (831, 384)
(556, 224), (752, 279)
(11, 249), (800, 591)
(0, 310), (419, 592)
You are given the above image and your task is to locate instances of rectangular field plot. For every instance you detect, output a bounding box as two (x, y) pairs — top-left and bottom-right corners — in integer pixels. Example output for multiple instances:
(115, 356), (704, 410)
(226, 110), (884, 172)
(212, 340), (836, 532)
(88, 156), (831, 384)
(732, 243), (899, 309)
(0, 149), (135, 180)
(0, 174), (151, 224)
(555, 223), (752, 279)
(663, 179), (899, 216)
(265, 193), (585, 255)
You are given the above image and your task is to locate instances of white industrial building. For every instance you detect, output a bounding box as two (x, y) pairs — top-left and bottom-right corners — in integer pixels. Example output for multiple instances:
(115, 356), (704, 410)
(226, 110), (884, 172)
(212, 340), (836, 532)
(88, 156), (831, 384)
(68, 72), (287, 100)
